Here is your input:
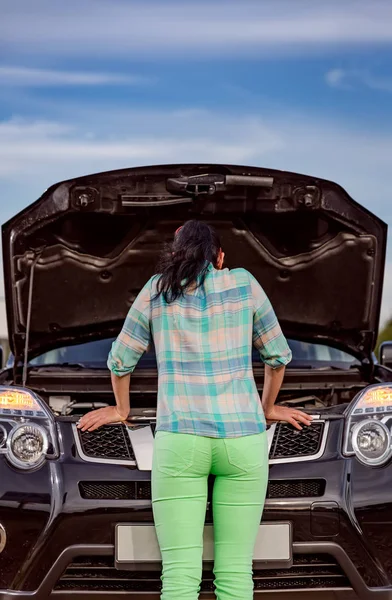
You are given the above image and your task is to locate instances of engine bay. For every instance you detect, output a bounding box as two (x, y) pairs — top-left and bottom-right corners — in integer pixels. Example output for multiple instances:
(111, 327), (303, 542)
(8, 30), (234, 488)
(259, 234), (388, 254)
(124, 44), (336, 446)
(42, 387), (363, 420)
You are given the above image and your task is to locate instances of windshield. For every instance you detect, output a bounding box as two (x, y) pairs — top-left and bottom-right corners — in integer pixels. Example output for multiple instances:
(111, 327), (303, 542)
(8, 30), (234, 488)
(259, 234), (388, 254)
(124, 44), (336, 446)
(14, 337), (360, 370)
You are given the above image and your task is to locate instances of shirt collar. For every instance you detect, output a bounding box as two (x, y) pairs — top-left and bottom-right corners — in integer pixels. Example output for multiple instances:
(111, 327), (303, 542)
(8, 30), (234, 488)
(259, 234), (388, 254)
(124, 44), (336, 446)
(194, 262), (215, 286)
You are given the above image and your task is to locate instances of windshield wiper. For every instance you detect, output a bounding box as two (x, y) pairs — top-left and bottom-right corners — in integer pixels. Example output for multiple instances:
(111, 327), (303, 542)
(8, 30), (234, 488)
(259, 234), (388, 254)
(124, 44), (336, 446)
(30, 362), (105, 370)
(286, 364), (315, 369)
(327, 364), (360, 370)
(287, 364), (359, 371)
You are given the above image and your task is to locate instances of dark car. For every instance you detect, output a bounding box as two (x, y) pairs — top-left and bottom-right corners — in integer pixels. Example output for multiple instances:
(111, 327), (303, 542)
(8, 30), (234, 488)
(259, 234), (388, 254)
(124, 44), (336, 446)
(1, 164), (392, 600)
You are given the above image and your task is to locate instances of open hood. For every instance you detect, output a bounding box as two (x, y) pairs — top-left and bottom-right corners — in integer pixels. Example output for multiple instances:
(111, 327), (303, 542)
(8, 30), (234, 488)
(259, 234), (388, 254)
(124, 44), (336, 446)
(2, 164), (387, 363)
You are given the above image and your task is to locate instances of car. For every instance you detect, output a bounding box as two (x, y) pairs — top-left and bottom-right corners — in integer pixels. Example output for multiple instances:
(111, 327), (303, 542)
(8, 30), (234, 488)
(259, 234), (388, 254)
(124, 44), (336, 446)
(1, 163), (392, 600)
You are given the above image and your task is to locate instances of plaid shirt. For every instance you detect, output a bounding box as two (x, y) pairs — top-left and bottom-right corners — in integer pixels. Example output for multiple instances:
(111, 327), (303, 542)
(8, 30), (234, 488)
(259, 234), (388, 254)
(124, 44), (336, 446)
(108, 264), (292, 438)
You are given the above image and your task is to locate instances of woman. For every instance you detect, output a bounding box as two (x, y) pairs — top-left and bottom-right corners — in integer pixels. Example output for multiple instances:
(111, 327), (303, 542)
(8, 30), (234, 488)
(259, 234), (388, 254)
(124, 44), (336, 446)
(78, 220), (311, 600)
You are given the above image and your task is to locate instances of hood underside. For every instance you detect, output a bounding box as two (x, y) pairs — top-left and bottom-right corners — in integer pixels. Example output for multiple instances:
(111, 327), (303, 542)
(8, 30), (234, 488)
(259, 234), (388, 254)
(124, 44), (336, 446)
(2, 164), (387, 362)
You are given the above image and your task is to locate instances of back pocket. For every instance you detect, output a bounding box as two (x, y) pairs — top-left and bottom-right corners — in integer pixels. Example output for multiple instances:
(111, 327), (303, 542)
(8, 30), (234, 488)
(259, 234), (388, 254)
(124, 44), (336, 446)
(224, 433), (267, 473)
(155, 431), (197, 477)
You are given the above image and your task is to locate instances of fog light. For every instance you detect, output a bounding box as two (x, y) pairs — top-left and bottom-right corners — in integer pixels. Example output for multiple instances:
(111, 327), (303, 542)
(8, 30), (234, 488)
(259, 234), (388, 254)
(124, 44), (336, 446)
(7, 424), (48, 470)
(352, 419), (391, 466)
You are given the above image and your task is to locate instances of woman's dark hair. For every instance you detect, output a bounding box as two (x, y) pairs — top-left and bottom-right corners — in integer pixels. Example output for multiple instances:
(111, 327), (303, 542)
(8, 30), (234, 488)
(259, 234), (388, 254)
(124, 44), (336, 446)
(155, 220), (221, 303)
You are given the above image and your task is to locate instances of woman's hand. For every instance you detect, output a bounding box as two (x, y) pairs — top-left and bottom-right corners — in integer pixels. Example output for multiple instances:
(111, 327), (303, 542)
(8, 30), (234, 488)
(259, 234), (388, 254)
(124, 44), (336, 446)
(77, 406), (128, 432)
(264, 405), (312, 431)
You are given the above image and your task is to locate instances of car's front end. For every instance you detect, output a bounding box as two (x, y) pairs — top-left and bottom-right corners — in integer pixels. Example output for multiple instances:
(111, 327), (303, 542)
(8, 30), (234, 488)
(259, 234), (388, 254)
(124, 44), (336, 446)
(1, 163), (392, 599)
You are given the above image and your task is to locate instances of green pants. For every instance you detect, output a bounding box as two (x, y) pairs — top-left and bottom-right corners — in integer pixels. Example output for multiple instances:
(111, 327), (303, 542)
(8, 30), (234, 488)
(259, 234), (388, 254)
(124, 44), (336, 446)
(152, 431), (268, 600)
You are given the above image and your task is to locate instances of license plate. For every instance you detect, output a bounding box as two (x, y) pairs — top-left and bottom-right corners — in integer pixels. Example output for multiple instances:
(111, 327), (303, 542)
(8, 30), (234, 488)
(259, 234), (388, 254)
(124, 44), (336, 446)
(115, 522), (292, 570)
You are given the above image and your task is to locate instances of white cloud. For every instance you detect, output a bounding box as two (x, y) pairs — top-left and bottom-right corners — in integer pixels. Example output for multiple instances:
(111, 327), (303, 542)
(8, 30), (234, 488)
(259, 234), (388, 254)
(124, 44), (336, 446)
(1, 0), (392, 59)
(0, 66), (150, 86)
(0, 119), (73, 139)
(364, 75), (392, 93)
(325, 69), (350, 89)
(0, 115), (279, 177)
(326, 68), (392, 93)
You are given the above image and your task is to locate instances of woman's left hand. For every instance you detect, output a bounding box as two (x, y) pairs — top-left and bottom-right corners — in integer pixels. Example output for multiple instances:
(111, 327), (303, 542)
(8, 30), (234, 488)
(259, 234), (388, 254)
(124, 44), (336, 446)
(77, 406), (128, 432)
(264, 405), (312, 430)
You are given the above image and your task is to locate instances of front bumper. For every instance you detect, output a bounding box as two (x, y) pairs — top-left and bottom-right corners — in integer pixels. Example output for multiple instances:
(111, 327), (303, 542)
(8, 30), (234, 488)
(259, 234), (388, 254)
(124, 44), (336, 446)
(2, 542), (392, 600)
(1, 419), (392, 599)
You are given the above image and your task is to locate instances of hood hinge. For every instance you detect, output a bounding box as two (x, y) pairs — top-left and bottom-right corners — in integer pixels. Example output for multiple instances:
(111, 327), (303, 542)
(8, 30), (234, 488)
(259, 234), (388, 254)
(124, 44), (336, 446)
(20, 255), (40, 387)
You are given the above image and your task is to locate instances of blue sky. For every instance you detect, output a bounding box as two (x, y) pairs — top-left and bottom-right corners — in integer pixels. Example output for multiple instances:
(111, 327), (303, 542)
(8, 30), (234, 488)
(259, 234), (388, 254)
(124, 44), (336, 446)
(1, 0), (392, 324)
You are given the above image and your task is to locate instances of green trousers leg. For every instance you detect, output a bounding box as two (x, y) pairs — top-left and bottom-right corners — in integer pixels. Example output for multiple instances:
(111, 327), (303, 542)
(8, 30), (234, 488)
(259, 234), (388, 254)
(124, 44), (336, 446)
(152, 431), (268, 600)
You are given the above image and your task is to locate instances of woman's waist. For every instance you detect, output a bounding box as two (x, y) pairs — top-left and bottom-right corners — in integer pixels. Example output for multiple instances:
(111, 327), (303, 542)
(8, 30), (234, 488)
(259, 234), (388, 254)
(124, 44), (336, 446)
(155, 412), (266, 438)
(157, 391), (264, 417)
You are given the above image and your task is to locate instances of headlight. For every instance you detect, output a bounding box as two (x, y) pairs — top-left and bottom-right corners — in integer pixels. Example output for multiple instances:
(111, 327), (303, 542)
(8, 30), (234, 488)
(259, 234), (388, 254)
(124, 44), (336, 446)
(0, 388), (45, 414)
(0, 386), (58, 469)
(344, 384), (392, 466)
(6, 423), (49, 470)
(351, 420), (391, 466)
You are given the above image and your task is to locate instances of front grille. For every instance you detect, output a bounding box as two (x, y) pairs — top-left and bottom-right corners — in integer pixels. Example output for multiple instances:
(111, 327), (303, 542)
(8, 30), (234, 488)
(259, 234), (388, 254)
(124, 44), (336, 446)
(79, 481), (151, 500)
(77, 425), (135, 462)
(55, 553), (350, 592)
(269, 422), (325, 460)
(268, 478), (325, 498)
(79, 479), (325, 501)
(75, 421), (326, 465)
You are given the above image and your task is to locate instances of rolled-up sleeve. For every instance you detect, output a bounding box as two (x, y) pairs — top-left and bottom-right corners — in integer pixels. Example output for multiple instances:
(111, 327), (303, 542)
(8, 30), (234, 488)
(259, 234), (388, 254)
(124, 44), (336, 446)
(249, 272), (292, 369)
(107, 278), (152, 376)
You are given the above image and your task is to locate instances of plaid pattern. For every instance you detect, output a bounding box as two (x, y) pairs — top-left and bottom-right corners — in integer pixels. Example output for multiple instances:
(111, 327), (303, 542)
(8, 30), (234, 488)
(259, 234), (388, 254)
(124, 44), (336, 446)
(108, 264), (292, 438)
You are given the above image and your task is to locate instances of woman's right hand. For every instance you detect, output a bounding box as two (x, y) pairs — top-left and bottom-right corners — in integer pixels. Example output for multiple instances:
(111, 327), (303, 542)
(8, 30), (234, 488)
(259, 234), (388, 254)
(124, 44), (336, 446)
(264, 405), (312, 430)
